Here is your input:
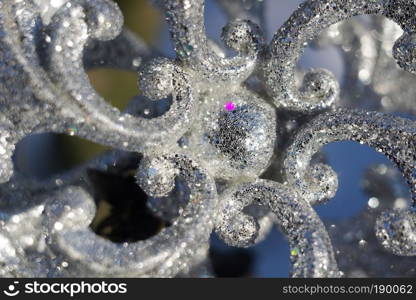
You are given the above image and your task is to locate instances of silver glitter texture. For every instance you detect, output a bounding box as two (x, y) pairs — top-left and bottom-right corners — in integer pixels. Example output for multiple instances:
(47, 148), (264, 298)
(1, 0), (416, 278)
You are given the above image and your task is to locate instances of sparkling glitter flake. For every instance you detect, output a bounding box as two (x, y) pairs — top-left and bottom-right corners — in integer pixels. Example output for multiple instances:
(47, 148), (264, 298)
(291, 248), (299, 256)
(66, 126), (78, 136)
(1, 0), (416, 278)
(224, 101), (236, 111)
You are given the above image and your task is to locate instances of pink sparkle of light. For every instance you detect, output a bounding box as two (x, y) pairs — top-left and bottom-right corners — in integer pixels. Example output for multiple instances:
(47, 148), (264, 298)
(224, 101), (236, 111)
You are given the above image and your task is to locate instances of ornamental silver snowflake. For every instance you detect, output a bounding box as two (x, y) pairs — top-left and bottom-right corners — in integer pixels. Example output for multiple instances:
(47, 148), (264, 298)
(1, 0), (416, 278)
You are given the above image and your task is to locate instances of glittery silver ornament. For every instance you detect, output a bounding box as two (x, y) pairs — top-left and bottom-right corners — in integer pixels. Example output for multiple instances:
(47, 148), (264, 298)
(1, 0), (416, 278)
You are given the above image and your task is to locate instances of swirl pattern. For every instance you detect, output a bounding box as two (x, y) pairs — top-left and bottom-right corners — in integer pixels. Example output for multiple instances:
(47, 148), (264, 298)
(1, 0), (416, 277)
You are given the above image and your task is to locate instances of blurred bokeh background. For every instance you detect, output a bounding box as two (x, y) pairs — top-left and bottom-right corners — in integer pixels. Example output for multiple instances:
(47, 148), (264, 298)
(14, 0), (414, 277)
